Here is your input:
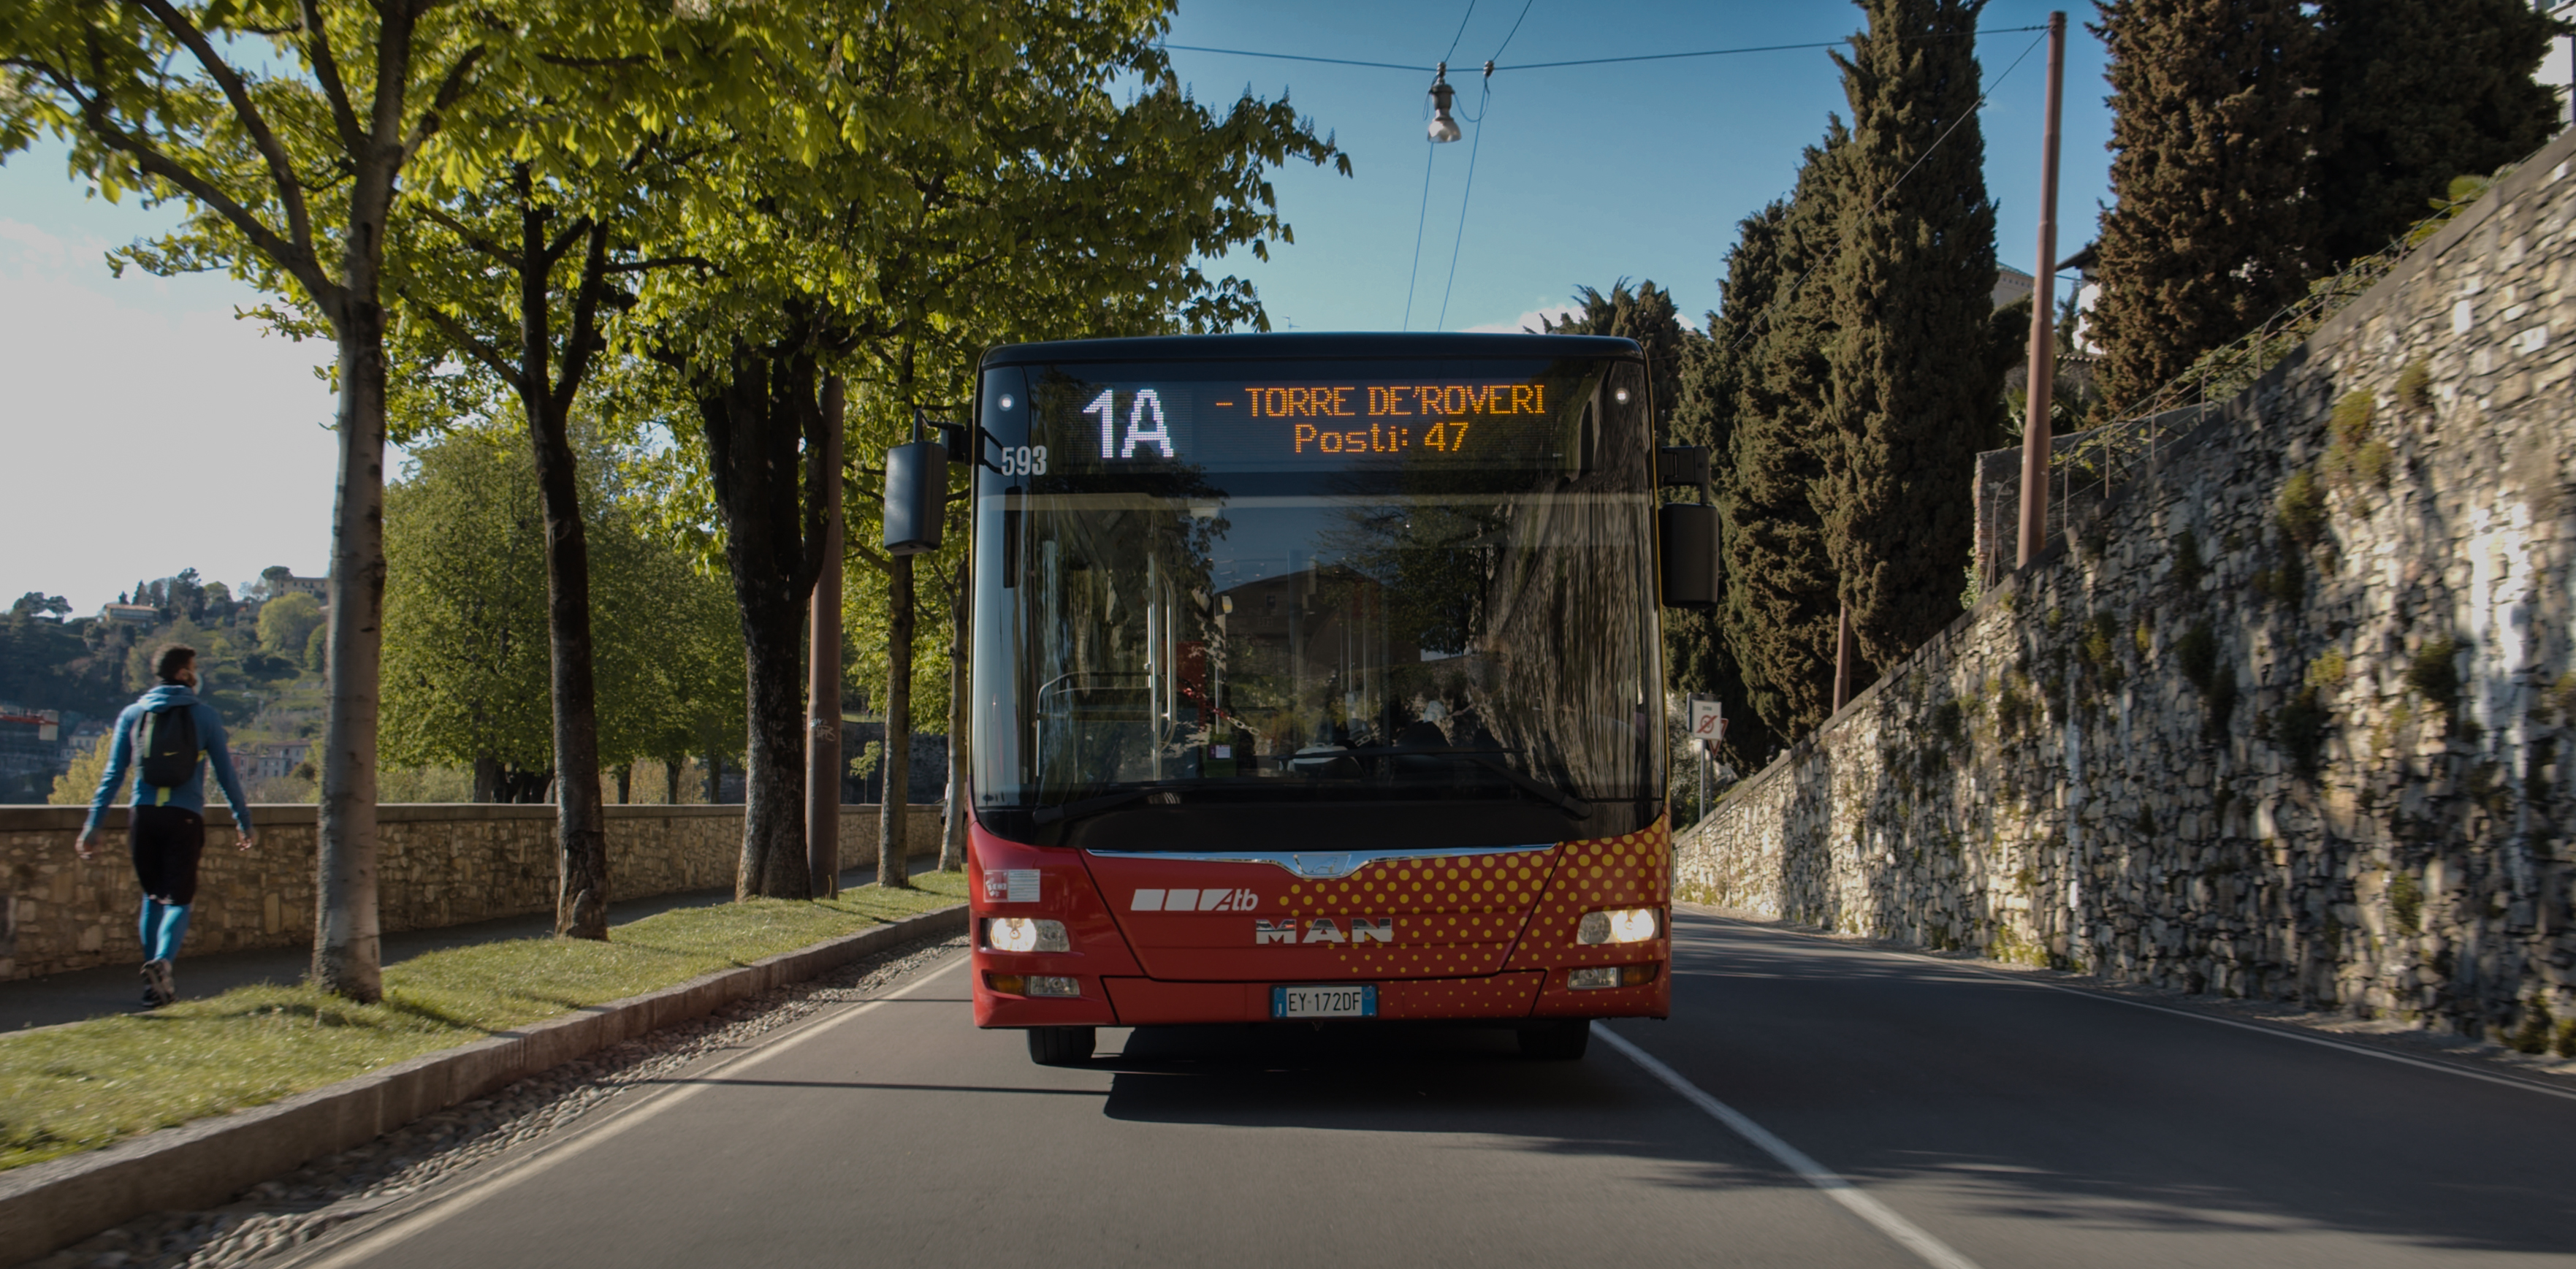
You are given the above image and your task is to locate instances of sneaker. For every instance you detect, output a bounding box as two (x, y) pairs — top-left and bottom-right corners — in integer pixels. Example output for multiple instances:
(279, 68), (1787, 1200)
(141, 959), (175, 1007)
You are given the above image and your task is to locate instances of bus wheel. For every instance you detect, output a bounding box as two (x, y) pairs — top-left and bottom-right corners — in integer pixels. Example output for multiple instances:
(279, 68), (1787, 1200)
(1028, 1026), (1097, 1066)
(1518, 1020), (1591, 1061)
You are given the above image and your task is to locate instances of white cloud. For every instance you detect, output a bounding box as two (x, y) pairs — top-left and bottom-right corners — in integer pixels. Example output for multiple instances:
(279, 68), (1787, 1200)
(1462, 300), (1583, 335)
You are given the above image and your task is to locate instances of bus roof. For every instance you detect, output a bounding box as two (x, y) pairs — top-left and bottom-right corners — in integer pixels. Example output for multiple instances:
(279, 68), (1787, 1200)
(980, 331), (1643, 368)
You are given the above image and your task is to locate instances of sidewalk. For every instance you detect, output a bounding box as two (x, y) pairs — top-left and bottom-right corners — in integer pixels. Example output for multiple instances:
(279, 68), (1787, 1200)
(2, 858), (946, 1031)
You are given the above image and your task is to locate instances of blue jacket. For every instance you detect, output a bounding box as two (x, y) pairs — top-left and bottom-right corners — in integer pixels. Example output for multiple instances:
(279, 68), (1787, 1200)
(84, 684), (255, 831)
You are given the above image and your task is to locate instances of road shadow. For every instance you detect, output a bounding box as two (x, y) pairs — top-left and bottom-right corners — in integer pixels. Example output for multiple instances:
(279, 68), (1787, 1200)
(1653, 913), (2576, 1259)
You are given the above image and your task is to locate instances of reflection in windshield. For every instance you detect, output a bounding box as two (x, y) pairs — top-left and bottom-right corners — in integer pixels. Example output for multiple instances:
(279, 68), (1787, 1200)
(972, 359), (1661, 825)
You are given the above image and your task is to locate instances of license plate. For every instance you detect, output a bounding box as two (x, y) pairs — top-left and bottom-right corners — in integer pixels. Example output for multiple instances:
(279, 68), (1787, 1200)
(1273, 984), (1377, 1018)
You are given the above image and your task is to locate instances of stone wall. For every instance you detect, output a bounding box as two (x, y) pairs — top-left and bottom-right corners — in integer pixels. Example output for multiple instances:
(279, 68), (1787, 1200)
(1680, 127), (2576, 1045)
(0, 803), (945, 980)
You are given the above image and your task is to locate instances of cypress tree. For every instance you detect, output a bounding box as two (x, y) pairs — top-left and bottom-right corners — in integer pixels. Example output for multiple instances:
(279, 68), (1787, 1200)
(1715, 128), (1850, 747)
(2314, 0), (2562, 265)
(2090, 0), (2321, 413)
(1539, 280), (1701, 424)
(1819, 0), (2005, 674)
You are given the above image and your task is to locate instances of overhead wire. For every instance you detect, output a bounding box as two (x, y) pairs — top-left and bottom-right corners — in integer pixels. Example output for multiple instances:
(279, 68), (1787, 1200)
(1155, 18), (2056, 333)
(1402, 0), (1481, 331)
(1435, 69), (1492, 329)
(1151, 26), (2043, 75)
(1721, 26), (2051, 357)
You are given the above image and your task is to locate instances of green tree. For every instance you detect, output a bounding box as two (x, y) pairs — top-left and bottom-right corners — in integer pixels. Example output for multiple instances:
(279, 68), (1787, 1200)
(48, 731), (114, 807)
(638, 1), (1344, 898)
(381, 430), (555, 800)
(257, 592), (326, 658)
(2089, 0), (2321, 414)
(0, 1), (569, 1001)
(1818, 0), (2006, 675)
(1715, 129), (1849, 747)
(2314, 0), (2563, 265)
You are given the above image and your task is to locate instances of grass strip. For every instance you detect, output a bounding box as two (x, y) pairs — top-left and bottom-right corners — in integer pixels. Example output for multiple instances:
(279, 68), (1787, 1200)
(0, 871), (966, 1173)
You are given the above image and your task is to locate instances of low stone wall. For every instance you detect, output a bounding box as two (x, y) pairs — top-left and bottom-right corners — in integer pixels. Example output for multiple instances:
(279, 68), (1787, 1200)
(1681, 126), (2576, 1043)
(0, 803), (944, 980)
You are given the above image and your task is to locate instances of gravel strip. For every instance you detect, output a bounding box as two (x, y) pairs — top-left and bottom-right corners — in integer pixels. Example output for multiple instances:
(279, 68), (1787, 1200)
(20, 931), (968, 1269)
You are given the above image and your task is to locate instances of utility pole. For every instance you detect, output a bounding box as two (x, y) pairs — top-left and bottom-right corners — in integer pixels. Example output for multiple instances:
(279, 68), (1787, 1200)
(807, 376), (846, 897)
(1831, 604), (1856, 712)
(2016, 11), (2068, 568)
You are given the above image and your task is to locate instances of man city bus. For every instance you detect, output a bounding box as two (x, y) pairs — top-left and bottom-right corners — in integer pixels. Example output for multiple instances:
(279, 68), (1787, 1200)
(955, 332), (1712, 1065)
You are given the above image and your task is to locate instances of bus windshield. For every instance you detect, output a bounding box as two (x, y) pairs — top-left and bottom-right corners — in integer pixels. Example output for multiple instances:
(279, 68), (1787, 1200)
(969, 350), (1663, 850)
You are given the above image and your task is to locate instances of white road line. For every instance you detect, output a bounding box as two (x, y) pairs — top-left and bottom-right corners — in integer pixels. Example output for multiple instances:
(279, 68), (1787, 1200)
(298, 953), (971, 1269)
(1674, 910), (2576, 1105)
(1596, 1026), (1986, 1269)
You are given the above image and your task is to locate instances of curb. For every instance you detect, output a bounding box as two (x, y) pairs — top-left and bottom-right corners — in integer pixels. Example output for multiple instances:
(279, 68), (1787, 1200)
(0, 903), (969, 1267)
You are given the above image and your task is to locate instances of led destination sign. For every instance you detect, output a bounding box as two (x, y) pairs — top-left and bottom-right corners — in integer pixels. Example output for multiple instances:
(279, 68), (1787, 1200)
(1015, 369), (1574, 473)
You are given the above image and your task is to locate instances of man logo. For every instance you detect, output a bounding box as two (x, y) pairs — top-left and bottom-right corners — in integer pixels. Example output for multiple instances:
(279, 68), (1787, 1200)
(1251, 917), (1395, 946)
(1132, 888), (1259, 912)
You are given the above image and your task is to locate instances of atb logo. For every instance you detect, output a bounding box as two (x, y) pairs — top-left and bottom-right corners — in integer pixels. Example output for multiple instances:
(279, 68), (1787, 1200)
(1129, 888), (1257, 912)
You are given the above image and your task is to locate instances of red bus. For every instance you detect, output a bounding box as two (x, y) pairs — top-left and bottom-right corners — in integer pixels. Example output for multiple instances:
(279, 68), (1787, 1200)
(959, 333), (1701, 1064)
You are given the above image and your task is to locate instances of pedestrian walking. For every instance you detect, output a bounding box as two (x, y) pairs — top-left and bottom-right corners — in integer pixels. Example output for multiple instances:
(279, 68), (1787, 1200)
(75, 644), (257, 1007)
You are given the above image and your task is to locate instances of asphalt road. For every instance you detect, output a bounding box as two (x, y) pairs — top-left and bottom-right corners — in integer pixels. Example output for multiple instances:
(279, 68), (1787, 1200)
(286, 912), (2576, 1269)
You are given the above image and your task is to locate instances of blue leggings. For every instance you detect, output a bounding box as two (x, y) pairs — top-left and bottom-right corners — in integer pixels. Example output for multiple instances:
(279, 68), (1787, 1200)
(130, 806), (204, 963)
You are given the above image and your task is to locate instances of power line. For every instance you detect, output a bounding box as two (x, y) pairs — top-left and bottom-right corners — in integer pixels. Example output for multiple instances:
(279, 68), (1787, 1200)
(1442, 1), (1479, 64)
(1155, 44), (1428, 72)
(1400, 139), (1439, 331)
(1152, 26), (2043, 76)
(1436, 75), (1493, 329)
(1722, 26), (2051, 357)
(1490, 0), (1539, 64)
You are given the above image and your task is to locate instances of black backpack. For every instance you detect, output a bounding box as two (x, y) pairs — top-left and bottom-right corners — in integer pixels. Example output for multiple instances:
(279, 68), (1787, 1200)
(137, 706), (201, 789)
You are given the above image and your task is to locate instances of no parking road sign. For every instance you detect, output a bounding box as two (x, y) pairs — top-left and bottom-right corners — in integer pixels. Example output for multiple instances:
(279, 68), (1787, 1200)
(1686, 696), (1724, 746)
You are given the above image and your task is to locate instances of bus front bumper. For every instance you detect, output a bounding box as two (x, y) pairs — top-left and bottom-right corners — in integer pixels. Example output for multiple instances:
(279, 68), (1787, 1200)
(973, 965), (1668, 1029)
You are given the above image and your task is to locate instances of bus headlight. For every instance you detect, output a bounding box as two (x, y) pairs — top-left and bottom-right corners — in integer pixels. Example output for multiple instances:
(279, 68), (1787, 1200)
(985, 917), (1070, 953)
(1576, 907), (1659, 945)
(984, 973), (1081, 997)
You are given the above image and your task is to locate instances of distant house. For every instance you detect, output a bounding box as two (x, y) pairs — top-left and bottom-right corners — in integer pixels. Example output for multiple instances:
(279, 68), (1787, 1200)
(257, 565), (329, 606)
(1992, 263), (2036, 310)
(99, 603), (159, 627)
(236, 739), (314, 782)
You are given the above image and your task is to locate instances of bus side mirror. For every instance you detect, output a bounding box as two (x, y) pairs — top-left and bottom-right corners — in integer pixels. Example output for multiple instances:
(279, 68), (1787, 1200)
(1658, 500), (1719, 609)
(883, 441), (946, 555)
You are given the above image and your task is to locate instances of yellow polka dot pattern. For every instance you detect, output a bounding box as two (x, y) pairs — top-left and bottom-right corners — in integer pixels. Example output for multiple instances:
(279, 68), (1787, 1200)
(1272, 849), (1562, 980)
(1504, 814), (1674, 972)
(1379, 971), (1545, 1020)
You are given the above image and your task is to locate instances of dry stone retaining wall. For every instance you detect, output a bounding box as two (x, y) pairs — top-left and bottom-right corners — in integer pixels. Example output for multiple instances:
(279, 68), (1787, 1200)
(0, 804), (942, 980)
(1681, 128), (2576, 1045)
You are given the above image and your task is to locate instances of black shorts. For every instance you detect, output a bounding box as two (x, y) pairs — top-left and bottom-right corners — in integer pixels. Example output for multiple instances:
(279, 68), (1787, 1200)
(130, 806), (206, 906)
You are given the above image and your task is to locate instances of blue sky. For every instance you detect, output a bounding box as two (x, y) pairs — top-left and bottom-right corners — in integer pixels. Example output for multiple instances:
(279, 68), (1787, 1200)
(1164, 0), (2113, 333)
(0, 1), (2114, 614)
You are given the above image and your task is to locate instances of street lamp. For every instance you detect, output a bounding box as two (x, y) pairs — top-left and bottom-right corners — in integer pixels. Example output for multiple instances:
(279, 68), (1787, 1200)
(1428, 64), (1461, 143)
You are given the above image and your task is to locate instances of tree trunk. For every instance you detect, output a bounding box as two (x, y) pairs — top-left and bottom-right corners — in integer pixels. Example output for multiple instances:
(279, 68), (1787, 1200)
(940, 557), (970, 871)
(616, 763), (631, 804)
(473, 754), (501, 804)
(690, 339), (828, 899)
(313, 266), (389, 1003)
(526, 376), (609, 939)
(879, 552), (915, 888)
(664, 755), (682, 804)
